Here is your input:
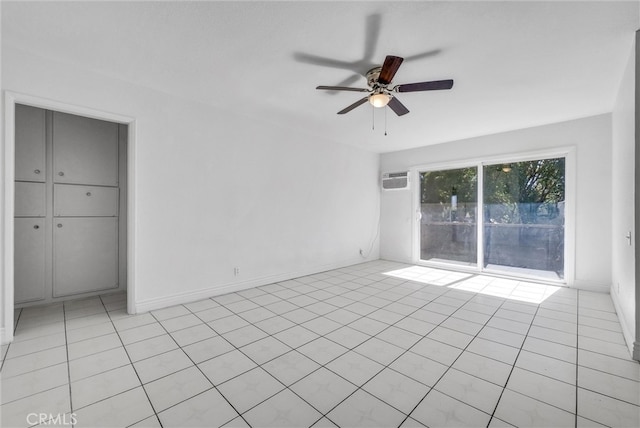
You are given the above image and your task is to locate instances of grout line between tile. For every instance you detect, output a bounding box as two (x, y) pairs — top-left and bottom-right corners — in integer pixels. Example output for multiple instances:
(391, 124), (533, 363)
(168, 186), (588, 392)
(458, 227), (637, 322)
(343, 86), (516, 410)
(100, 294), (163, 428)
(182, 265), (435, 422)
(0, 309), (23, 372)
(395, 292), (509, 427)
(148, 307), (251, 427)
(486, 303), (542, 427)
(62, 301), (74, 422)
(6, 262), (636, 428)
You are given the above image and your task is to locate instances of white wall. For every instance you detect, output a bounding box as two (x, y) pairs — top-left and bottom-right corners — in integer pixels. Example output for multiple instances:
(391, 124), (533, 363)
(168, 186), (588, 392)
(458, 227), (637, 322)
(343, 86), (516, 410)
(611, 35), (636, 357)
(0, 45), (380, 340)
(380, 114), (612, 292)
(0, 0), (5, 342)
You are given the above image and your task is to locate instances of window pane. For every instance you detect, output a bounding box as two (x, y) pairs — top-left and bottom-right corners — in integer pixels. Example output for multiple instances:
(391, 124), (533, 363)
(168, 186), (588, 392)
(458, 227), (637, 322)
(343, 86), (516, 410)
(483, 158), (565, 279)
(420, 167), (477, 265)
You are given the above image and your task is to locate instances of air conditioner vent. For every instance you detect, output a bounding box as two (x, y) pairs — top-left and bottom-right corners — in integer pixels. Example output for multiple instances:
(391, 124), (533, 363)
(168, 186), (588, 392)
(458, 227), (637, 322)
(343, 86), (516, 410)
(382, 171), (409, 190)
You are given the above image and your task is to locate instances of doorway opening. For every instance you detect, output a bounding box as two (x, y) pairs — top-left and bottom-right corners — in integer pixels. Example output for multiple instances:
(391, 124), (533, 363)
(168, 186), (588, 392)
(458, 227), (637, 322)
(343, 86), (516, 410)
(2, 93), (136, 344)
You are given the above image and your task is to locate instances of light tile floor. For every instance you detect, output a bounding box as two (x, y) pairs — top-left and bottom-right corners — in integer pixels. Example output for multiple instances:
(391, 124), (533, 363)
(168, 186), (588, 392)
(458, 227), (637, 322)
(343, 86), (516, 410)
(1, 260), (639, 427)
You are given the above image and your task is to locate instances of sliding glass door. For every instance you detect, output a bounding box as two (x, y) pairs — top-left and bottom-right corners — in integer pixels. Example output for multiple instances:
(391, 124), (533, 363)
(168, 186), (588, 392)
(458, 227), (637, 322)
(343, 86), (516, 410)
(419, 167), (477, 266)
(483, 158), (565, 279)
(418, 156), (566, 281)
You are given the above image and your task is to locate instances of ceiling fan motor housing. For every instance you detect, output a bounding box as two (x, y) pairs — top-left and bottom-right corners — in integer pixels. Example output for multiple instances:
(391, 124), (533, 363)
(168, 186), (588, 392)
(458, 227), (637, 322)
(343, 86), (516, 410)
(366, 66), (384, 89)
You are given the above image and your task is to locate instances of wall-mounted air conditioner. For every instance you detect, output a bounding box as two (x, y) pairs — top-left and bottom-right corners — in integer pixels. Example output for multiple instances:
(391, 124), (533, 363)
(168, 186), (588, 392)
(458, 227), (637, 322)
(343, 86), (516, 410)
(381, 171), (409, 190)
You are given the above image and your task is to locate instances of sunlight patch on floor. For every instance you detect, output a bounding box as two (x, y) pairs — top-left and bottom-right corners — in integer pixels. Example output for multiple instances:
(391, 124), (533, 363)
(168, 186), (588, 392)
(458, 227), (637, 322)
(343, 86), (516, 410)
(384, 265), (561, 304)
(382, 266), (473, 287)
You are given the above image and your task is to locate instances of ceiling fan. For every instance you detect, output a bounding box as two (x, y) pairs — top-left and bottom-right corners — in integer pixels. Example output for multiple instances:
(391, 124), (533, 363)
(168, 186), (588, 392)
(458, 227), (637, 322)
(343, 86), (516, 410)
(316, 55), (454, 116)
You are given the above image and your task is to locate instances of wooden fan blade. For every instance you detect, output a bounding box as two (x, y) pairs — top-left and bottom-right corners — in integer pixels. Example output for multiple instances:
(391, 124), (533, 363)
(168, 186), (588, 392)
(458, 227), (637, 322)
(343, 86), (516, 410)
(396, 79), (454, 93)
(338, 97), (369, 114)
(316, 86), (370, 92)
(388, 97), (409, 116)
(378, 55), (404, 85)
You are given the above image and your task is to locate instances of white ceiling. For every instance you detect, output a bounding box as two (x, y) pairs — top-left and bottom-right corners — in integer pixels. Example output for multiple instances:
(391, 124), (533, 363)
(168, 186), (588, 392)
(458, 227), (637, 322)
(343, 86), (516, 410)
(3, 1), (639, 153)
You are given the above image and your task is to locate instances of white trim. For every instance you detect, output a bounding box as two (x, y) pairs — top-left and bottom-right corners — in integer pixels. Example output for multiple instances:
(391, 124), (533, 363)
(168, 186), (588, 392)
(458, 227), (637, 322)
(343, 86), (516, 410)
(134, 257), (369, 313)
(563, 147), (577, 286)
(411, 169), (421, 265)
(8, 94), (134, 125)
(409, 146), (576, 286)
(570, 282), (609, 294)
(2, 94), (16, 345)
(1, 92), (137, 343)
(126, 122), (137, 315)
(477, 163), (485, 272)
(409, 147), (576, 174)
(611, 285), (637, 359)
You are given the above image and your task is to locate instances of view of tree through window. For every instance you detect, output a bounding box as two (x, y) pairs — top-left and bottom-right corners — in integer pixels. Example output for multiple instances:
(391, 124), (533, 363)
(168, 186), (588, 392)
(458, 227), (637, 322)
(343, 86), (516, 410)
(484, 158), (565, 278)
(420, 167), (478, 265)
(419, 157), (565, 279)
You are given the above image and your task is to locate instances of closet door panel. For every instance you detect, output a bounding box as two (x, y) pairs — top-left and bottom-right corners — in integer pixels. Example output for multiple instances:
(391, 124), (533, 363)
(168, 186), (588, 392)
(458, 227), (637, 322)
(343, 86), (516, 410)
(53, 112), (119, 186)
(15, 105), (46, 182)
(15, 182), (46, 217)
(15, 218), (46, 303)
(53, 217), (118, 297)
(54, 184), (118, 217)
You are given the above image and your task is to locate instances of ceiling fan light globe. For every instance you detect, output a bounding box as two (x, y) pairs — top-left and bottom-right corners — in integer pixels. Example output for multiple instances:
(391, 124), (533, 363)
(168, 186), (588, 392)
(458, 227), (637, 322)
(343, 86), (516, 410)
(369, 93), (390, 108)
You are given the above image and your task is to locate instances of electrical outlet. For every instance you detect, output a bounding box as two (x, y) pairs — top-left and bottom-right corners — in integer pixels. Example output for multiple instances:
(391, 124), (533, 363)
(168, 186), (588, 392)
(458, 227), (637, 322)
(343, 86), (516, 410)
(233, 267), (240, 276)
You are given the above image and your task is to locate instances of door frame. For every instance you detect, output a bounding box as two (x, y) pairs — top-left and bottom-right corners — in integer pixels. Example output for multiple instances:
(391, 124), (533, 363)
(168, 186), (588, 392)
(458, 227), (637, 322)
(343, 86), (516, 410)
(2, 92), (137, 344)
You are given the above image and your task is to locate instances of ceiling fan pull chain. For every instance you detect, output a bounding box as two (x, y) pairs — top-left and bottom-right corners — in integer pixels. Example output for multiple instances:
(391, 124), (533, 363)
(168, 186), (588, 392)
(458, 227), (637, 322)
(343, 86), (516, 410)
(372, 105), (375, 131)
(384, 105), (388, 136)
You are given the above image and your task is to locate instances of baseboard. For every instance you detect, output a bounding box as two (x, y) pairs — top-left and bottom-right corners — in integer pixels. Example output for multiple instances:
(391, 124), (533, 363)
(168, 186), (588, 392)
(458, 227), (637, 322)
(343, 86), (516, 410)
(610, 286), (636, 360)
(571, 279), (610, 293)
(1, 327), (12, 346)
(133, 257), (372, 314)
